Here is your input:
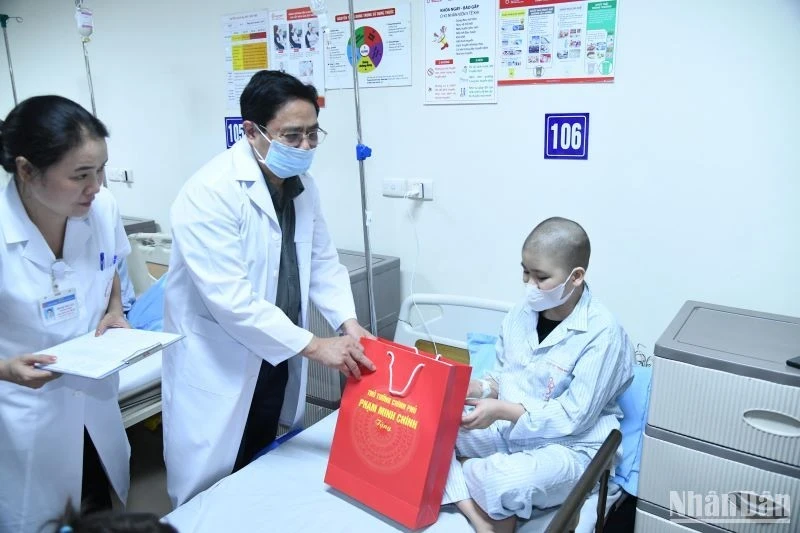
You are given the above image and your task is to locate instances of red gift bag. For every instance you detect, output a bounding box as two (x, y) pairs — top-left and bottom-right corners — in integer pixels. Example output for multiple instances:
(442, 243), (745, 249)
(324, 337), (471, 530)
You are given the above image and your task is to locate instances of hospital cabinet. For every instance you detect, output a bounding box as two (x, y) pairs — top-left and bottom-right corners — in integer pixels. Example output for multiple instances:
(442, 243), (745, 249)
(635, 301), (800, 532)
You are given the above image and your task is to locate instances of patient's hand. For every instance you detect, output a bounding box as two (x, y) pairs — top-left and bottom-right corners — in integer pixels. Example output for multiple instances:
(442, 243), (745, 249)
(461, 399), (500, 429)
(462, 399), (526, 429)
(466, 379), (483, 399)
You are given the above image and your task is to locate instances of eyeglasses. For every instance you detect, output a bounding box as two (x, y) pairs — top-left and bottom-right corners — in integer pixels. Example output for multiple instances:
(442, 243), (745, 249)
(261, 125), (328, 148)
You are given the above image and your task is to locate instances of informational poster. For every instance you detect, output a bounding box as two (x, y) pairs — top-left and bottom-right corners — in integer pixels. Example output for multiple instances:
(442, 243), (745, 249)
(222, 11), (269, 109)
(325, 3), (412, 89)
(270, 7), (326, 106)
(498, 0), (618, 85)
(424, 1), (497, 105)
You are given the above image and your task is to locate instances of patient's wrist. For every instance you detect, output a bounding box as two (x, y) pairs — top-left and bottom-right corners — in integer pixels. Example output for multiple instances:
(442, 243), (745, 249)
(466, 379), (483, 399)
(499, 401), (526, 423)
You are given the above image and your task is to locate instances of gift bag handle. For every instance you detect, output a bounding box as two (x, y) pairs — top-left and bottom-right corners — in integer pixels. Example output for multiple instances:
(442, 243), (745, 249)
(407, 341), (442, 359)
(386, 351), (425, 397)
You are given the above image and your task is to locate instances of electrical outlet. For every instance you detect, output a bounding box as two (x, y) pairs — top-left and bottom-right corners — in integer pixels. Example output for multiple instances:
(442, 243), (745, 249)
(382, 178), (407, 198)
(407, 179), (434, 201)
(106, 168), (124, 182)
(382, 178), (434, 200)
(107, 167), (133, 183)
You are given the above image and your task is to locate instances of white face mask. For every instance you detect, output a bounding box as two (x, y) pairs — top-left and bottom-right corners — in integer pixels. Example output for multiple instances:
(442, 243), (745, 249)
(526, 268), (579, 312)
(254, 127), (315, 179)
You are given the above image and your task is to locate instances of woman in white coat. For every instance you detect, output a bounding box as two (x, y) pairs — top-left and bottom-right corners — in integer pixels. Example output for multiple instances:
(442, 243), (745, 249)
(0, 96), (132, 532)
(163, 70), (375, 507)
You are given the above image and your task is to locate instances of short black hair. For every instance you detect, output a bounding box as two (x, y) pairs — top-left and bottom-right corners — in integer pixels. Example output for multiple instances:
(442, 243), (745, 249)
(240, 70), (319, 126)
(523, 217), (591, 270)
(47, 501), (178, 533)
(0, 95), (108, 175)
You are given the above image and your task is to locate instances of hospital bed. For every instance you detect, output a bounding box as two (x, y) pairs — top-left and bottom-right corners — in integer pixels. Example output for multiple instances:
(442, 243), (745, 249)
(118, 233), (171, 428)
(163, 293), (631, 532)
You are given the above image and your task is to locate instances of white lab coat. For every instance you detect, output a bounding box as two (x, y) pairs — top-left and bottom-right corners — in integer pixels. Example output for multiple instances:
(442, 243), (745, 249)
(0, 183), (131, 533)
(162, 138), (357, 507)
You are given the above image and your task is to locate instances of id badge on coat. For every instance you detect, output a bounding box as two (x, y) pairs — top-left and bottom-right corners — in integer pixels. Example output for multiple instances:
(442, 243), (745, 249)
(39, 288), (79, 325)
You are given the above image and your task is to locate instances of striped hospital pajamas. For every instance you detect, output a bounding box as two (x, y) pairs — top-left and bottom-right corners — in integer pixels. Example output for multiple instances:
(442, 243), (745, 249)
(442, 425), (591, 520)
(441, 286), (634, 520)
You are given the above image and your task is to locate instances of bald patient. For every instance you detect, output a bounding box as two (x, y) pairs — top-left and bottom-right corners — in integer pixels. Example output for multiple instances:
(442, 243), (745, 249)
(442, 217), (634, 533)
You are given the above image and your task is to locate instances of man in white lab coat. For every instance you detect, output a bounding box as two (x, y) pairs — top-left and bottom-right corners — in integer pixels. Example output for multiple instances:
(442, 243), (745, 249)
(162, 70), (375, 507)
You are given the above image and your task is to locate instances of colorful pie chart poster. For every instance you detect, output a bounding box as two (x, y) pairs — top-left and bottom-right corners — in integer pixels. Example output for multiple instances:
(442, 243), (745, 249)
(324, 3), (412, 89)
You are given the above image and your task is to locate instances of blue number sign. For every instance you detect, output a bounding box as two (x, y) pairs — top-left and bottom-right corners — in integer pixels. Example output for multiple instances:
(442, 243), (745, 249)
(544, 113), (589, 160)
(225, 116), (244, 148)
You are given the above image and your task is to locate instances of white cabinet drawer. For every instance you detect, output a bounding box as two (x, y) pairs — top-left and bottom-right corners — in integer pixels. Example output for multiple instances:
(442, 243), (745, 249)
(638, 434), (797, 533)
(648, 357), (800, 465)
(635, 508), (717, 533)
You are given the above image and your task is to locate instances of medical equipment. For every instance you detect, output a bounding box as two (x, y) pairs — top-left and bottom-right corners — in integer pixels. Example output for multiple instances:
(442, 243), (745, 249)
(122, 215), (158, 235)
(309, 0), (378, 337)
(74, 0), (107, 187)
(0, 14), (22, 105)
(636, 301), (800, 530)
(74, 1), (97, 117)
(117, 233), (172, 427)
(300, 250), (400, 429)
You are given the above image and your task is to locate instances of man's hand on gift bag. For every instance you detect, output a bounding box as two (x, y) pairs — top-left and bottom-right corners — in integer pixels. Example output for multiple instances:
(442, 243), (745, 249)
(302, 335), (376, 380)
(341, 318), (376, 341)
(462, 399), (525, 429)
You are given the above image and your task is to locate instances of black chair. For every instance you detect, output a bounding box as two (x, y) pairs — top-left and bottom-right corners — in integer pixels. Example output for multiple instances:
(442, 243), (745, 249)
(544, 429), (622, 533)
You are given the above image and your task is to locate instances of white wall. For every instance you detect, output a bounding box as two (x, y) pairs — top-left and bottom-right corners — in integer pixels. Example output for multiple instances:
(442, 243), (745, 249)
(1, 0), (798, 352)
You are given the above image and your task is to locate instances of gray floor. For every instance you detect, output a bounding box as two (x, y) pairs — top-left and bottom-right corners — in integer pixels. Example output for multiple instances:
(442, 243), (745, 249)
(126, 421), (173, 518)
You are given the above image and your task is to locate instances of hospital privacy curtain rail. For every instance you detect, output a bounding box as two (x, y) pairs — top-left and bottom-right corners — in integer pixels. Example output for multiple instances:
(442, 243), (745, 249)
(545, 428), (622, 533)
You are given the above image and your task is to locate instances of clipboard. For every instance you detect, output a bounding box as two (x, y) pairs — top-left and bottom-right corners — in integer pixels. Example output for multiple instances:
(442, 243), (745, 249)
(35, 328), (183, 380)
(118, 342), (164, 369)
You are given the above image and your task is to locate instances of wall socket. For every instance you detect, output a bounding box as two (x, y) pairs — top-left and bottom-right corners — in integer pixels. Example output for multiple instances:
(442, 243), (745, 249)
(407, 179), (434, 201)
(107, 167), (133, 183)
(382, 178), (406, 197)
(381, 178), (434, 201)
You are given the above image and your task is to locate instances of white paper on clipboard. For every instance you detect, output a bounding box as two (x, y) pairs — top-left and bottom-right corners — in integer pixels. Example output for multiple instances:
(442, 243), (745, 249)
(36, 328), (183, 380)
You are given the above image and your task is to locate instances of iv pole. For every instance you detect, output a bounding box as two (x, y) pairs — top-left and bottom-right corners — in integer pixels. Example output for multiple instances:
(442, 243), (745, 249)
(0, 14), (22, 105)
(80, 34), (97, 117)
(311, 0), (378, 336)
(346, 0), (379, 337)
(74, 1), (106, 187)
(75, 1), (97, 117)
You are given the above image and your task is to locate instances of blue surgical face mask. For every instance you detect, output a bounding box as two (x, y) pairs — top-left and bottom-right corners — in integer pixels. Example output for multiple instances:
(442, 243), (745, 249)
(254, 127), (315, 179)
